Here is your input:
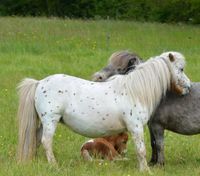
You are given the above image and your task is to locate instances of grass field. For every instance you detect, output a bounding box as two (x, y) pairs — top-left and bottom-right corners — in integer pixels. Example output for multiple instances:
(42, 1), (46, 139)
(0, 17), (200, 176)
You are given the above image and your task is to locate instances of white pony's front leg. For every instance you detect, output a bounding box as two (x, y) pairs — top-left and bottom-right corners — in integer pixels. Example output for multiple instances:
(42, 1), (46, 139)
(124, 114), (150, 172)
(131, 124), (149, 171)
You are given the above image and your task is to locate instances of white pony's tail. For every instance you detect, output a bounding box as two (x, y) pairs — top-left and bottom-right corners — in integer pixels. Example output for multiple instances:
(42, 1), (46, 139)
(17, 78), (39, 162)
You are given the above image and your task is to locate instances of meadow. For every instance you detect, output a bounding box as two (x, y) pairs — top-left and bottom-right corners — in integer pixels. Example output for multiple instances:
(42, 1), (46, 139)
(0, 17), (200, 176)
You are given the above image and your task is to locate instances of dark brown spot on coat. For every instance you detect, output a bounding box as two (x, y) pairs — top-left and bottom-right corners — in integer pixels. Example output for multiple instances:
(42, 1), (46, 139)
(41, 112), (47, 117)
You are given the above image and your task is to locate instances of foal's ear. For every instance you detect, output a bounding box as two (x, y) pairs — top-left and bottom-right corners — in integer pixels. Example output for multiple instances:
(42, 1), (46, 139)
(169, 53), (175, 62)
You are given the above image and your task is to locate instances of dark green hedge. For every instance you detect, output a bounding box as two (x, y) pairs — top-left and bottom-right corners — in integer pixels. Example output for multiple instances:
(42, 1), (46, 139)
(0, 0), (200, 24)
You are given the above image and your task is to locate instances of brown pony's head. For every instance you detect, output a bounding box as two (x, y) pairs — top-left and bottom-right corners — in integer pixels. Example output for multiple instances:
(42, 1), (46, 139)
(92, 51), (143, 82)
(103, 132), (128, 156)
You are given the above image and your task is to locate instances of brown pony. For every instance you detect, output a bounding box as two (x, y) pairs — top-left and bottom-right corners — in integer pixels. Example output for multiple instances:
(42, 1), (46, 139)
(81, 132), (128, 161)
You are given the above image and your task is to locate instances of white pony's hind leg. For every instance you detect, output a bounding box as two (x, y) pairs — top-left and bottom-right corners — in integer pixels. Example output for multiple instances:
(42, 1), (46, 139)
(41, 115), (60, 164)
(36, 124), (43, 147)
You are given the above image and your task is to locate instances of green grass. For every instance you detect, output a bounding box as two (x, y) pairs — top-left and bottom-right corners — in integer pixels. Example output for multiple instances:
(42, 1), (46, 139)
(0, 17), (200, 176)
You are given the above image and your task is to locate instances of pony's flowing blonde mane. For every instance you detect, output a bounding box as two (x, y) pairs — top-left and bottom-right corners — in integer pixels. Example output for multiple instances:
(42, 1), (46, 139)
(112, 53), (185, 115)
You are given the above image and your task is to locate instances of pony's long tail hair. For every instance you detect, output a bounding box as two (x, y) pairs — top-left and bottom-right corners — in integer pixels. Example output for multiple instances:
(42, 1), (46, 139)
(17, 78), (39, 162)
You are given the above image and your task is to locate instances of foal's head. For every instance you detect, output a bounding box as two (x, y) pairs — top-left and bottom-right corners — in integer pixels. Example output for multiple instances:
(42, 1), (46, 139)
(103, 132), (128, 155)
(160, 51), (191, 95)
(92, 51), (142, 82)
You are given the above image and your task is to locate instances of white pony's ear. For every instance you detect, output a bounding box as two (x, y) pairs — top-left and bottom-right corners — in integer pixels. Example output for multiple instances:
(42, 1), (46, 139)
(169, 53), (175, 62)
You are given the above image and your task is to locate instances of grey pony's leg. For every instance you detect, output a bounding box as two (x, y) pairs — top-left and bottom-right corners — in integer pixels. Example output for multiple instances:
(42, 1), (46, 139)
(148, 122), (158, 165)
(149, 122), (165, 165)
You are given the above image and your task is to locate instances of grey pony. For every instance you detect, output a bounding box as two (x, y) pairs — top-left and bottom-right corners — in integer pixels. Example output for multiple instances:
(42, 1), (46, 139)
(92, 50), (142, 82)
(93, 51), (197, 166)
(148, 84), (200, 165)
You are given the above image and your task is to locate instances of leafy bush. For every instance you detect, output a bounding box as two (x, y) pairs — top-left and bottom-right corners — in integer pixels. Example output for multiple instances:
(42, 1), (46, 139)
(0, 0), (199, 24)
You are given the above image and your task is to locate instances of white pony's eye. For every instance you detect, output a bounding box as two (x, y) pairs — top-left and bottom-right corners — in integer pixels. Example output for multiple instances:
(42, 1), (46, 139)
(180, 68), (184, 72)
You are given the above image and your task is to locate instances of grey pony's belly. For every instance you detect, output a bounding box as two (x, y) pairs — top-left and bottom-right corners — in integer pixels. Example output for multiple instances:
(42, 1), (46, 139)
(152, 82), (200, 135)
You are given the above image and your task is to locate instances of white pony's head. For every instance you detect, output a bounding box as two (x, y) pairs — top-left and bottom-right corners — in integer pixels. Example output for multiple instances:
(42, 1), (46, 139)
(160, 51), (191, 95)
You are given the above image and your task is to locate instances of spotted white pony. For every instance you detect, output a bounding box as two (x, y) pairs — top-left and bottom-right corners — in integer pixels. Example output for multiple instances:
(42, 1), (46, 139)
(17, 51), (190, 172)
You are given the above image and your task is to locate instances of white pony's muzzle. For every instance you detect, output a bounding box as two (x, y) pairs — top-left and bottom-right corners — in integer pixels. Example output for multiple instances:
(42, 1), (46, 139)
(181, 73), (191, 95)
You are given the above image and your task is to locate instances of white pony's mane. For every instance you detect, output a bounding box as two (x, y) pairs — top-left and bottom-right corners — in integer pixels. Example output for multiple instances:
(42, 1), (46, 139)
(112, 51), (185, 115)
